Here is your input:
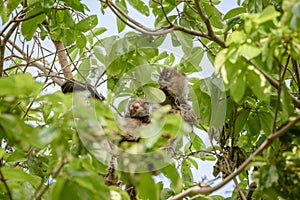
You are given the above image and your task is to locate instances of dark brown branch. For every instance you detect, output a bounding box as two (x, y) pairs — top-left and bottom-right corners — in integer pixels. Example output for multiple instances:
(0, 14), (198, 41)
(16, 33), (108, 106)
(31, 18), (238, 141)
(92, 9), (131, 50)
(291, 58), (300, 96)
(171, 115), (300, 199)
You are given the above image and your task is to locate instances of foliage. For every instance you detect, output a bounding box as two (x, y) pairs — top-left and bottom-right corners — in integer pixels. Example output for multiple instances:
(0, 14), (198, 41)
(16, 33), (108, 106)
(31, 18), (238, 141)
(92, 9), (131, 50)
(1, 0), (300, 199)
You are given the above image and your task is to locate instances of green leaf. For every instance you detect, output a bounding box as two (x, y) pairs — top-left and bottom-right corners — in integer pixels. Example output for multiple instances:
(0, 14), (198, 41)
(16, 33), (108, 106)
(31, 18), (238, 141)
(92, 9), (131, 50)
(162, 165), (182, 193)
(224, 7), (246, 20)
(172, 32), (193, 55)
(31, 125), (61, 148)
(226, 31), (247, 45)
(235, 109), (250, 135)
(240, 44), (261, 59)
(0, 73), (43, 96)
(75, 15), (98, 32)
(246, 66), (270, 101)
(63, 28), (75, 46)
(255, 6), (280, 24)
(128, 0), (150, 16)
(64, 0), (85, 12)
(247, 112), (261, 135)
(190, 133), (204, 151)
(78, 58), (91, 78)
(202, 2), (224, 29)
(0, 4), (9, 24)
(0, 148), (5, 160)
(93, 27), (107, 35)
(75, 31), (87, 49)
(1, 167), (42, 187)
(137, 173), (159, 200)
(143, 86), (166, 103)
(7, 0), (23, 15)
(230, 71), (246, 102)
(117, 16), (126, 33)
(259, 111), (273, 134)
(21, 7), (46, 40)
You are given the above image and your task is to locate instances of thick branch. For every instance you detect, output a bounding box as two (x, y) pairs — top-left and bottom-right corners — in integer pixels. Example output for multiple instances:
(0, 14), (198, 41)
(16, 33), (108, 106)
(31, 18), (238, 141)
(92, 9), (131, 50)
(171, 115), (300, 199)
(53, 41), (73, 80)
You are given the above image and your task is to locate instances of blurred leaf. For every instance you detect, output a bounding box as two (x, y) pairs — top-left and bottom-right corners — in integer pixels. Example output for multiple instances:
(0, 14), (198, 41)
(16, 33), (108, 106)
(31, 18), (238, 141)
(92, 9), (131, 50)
(255, 6), (280, 24)
(162, 165), (182, 193)
(31, 125), (61, 148)
(137, 173), (159, 200)
(240, 44), (261, 59)
(78, 58), (91, 78)
(247, 66), (270, 101)
(143, 85), (166, 103)
(1, 167), (42, 187)
(0, 73), (43, 97)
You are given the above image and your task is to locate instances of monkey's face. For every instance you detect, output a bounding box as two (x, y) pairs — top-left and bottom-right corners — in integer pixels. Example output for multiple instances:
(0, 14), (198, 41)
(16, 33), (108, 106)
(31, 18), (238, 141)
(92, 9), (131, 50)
(127, 99), (151, 118)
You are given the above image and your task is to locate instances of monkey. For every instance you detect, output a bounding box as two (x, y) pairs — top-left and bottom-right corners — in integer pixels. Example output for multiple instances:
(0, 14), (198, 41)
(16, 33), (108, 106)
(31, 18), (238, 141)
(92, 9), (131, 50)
(125, 98), (160, 123)
(159, 67), (198, 125)
(61, 80), (104, 100)
(158, 67), (189, 105)
(179, 103), (198, 125)
(120, 67), (198, 132)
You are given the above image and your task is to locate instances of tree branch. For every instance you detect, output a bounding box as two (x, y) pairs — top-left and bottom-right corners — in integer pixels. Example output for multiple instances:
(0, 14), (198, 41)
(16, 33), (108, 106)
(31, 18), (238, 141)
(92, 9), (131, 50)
(194, 0), (226, 48)
(171, 115), (300, 199)
(53, 41), (74, 80)
(6, 38), (63, 85)
(102, 0), (226, 47)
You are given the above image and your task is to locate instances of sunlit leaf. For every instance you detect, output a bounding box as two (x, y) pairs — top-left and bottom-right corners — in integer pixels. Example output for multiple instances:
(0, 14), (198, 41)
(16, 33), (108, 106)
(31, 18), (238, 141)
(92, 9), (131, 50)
(224, 7), (246, 20)
(75, 15), (98, 32)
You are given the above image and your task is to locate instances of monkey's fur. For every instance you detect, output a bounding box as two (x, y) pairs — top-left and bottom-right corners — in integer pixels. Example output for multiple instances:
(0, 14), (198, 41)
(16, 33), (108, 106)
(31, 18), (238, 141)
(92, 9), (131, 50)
(158, 67), (189, 105)
(123, 68), (198, 131)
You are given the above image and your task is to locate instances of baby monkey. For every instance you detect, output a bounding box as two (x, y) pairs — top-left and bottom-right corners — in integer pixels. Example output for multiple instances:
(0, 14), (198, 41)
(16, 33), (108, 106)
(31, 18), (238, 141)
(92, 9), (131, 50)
(125, 98), (160, 123)
(120, 98), (159, 132)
